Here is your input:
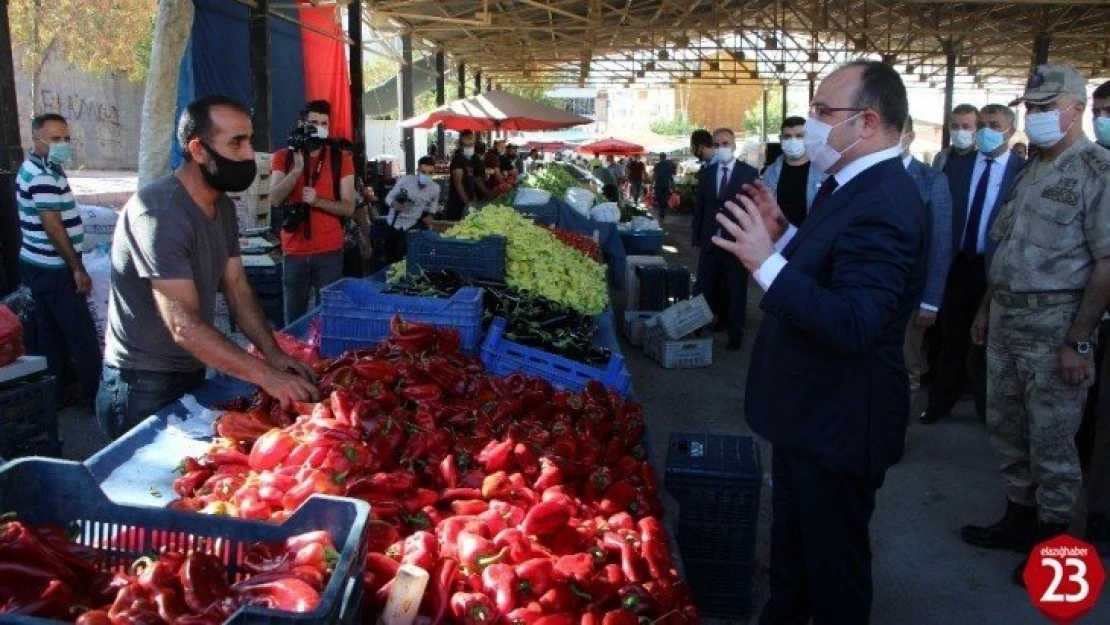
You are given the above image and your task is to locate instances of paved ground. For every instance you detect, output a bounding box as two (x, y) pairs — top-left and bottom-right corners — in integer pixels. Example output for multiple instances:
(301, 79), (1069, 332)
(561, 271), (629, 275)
(68, 169), (137, 207)
(49, 207), (1109, 624)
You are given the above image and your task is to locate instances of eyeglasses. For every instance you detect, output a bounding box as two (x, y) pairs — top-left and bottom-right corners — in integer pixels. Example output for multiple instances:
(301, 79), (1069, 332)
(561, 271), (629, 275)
(808, 104), (865, 118)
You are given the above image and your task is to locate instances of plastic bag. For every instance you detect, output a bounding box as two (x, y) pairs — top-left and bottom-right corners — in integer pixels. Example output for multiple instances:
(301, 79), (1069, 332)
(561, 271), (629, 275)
(1, 287), (36, 355)
(247, 319), (321, 365)
(0, 304), (25, 367)
(514, 188), (551, 206)
(79, 204), (118, 252)
(668, 191), (681, 211)
(564, 187), (595, 218)
(589, 202), (621, 223)
(83, 250), (113, 348)
(631, 216), (661, 232)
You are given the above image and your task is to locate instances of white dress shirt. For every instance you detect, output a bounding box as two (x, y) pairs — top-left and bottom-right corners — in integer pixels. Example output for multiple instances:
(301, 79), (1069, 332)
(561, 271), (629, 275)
(384, 175), (441, 230)
(959, 150), (1011, 255)
(753, 145), (905, 290)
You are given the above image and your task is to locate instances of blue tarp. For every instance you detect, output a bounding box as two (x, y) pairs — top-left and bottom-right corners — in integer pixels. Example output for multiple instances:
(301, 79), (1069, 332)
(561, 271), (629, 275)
(171, 0), (306, 169)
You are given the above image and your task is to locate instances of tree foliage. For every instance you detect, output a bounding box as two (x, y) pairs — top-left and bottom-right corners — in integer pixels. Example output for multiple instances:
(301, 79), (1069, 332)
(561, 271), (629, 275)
(8, 0), (157, 81)
(741, 85), (785, 138)
(650, 112), (705, 136)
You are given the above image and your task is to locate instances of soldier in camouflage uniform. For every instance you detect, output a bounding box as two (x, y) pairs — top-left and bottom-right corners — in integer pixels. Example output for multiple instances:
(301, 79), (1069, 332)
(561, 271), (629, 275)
(959, 63), (1110, 585)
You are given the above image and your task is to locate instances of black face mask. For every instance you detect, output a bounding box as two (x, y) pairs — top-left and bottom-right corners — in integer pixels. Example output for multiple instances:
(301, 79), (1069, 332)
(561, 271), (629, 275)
(200, 142), (258, 193)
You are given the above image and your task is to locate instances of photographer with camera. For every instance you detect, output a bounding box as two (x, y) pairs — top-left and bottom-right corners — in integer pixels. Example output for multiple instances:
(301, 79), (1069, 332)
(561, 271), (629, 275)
(269, 100), (355, 325)
(376, 156), (440, 263)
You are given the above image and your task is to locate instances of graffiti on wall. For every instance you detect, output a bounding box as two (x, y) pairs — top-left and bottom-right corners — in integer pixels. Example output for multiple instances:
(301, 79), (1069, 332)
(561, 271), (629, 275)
(38, 89), (131, 168)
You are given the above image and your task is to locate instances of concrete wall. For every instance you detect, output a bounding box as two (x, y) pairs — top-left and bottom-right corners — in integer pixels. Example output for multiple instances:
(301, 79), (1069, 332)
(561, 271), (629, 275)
(15, 47), (145, 171)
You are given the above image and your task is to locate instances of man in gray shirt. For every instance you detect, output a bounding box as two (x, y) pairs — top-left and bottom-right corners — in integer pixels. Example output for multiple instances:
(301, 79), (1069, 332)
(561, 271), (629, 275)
(97, 95), (318, 440)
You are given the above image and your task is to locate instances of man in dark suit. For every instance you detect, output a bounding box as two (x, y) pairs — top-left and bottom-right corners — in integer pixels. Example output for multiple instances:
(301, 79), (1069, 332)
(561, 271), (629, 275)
(920, 104), (1025, 424)
(713, 60), (926, 623)
(693, 128), (759, 350)
(901, 116), (955, 390)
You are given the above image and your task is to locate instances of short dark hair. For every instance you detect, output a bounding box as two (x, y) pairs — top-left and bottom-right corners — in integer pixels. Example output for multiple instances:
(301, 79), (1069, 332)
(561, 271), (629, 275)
(300, 100), (331, 120)
(1094, 81), (1110, 100)
(31, 113), (67, 133)
(177, 95), (251, 162)
(845, 60), (908, 133)
(952, 103), (979, 117)
(690, 129), (712, 148)
(781, 116), (806, 131)
(658, 152), (667, 159)
(459, 129), (474, 139)
(418, 156), (435, 168)
(980, 104), (1016, 128)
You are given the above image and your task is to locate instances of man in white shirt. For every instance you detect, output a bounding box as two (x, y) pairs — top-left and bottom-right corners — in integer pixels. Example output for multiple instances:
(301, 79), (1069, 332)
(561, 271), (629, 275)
(921, 104), (1025, 425)
(384, 156), (440, 232)
(712, 60), (926, 623)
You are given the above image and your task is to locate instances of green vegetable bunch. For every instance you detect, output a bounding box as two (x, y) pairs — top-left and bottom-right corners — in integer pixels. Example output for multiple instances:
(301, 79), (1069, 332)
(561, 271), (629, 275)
(445, 206), (609, 315)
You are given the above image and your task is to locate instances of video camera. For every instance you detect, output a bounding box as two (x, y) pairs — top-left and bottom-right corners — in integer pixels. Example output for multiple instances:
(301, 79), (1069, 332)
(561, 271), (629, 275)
(287, 124), (326, 152)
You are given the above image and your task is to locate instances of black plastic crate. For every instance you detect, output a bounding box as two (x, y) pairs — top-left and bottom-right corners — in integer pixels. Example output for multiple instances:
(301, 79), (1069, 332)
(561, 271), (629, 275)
(246, 263), (283, 296)
(665, 265), (691, 303)
(675, 520), (758, 565)
(682, 558), (753, 618)
(0, 374), (60, 459)
(665, 432), (761, 523)
(637, 264), (668, 311)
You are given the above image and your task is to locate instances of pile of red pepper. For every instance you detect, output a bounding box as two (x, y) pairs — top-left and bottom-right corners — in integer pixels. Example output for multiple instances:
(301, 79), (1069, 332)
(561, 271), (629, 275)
(171, 317), (697, 624)
(545, 227), (603, 263)
(0, 514), (336, 624)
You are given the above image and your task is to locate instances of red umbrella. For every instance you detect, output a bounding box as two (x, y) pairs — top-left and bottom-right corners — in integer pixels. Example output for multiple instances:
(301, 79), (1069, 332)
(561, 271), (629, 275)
(400, 90), (592, 132)
(577, 138), (645, 156)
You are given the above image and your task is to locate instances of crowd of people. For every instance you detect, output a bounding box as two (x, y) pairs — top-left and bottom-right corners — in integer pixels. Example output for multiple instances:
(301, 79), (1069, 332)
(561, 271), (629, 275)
(13, 54), (1110, 622)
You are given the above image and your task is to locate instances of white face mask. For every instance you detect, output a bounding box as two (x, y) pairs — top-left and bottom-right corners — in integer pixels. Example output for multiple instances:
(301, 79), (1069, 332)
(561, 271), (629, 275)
(951, 129), (974, 150)
(803, 113), (863, 173)
(781, 138), (806, 160)
(715, 146), (735, 164)
(462, 147), (475, 158)
(1025, 110), (1069, 148)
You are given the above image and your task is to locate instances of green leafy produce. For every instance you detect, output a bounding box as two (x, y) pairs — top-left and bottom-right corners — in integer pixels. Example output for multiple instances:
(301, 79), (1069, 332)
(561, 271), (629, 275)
(521, 165), (588, 200)
(445, 206), (608, 315)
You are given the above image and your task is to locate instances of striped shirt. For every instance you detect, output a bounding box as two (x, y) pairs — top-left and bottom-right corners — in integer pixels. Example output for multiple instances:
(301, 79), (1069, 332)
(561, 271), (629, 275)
(17, 152), (83, 268)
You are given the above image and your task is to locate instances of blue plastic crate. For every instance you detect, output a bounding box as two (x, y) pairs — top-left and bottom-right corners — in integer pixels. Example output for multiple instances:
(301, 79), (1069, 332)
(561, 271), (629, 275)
(0, 458), (370, 625)
(320, 278), (484, 357)
(480, 317), (632, 397)
(512, 201), (559, 225)
(0, 375), (60, 460)
(620, 230), (665, 255)
(406, 231), (507, 282)
(665, 433), (761, 620)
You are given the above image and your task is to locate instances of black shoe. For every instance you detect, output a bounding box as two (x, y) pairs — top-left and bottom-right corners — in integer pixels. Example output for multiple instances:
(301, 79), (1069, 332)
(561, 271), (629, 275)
(726, 337), (743, 351)
(918, 410), (947, 424)
(1012, 521), (1070, 587)
(1086, 513), (1110, 556)
(961, 500), (1038, 553)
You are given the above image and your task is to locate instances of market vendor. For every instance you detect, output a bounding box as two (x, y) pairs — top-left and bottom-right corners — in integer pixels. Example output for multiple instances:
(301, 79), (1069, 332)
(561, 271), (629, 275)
(97, 95), (319, 440)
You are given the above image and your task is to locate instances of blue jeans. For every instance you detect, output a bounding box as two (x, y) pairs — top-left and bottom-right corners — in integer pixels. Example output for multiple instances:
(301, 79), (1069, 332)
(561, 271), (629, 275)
(95, 366), (205, 440)
(283, 251), (343, 326)
(20, 261), (102, 405)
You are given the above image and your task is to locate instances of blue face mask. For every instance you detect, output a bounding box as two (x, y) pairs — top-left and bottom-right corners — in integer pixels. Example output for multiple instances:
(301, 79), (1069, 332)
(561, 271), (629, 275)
(417, 173), (431, 186)
(976, 127), (1007, 155)
(1096, 117), (1110, 146)
(46, 141), (72, 166)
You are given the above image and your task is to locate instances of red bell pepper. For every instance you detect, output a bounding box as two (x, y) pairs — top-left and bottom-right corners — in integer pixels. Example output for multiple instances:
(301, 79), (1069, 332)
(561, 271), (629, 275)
(617, 585), (655, 616)
(426, 557), (459, 625)
(482, 500), (526, 536)
(554, 553), (595, 583)
(521, 500), (571, 536)
(603, 532), (646, 584)
(538, 585), (581, 614)
(451, 499), (490, 516)
(637, 517), (674, 580)
(75, 610), (114, 625)
(457, 531), (508, 572)
(514, 443), (540, 477)
(353, 360), (399, 385)
(450, 591), (497, 624)
(179, 552), (232, 613)
(505, 605), (544, 625)
(364, 553), (400, 594)
(583, 563), (625, 608)
(438, 487), (483, 504)
(481, 562), (517, 613)
(400, 531), (440, 571)
(599, 482), (637, 516)
(534, 458), (564, 492)
(602, 610), (639, 625)
(477, 439), (515, 472)
(482, 471), (513, 500)
(439, 454), (460, 488)
(514, 557), (557, 598)
(233, 576), (321, 612)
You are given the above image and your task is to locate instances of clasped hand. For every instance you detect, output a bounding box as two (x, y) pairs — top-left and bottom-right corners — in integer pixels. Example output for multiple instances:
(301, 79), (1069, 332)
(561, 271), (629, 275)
(711, 181), (786, 273)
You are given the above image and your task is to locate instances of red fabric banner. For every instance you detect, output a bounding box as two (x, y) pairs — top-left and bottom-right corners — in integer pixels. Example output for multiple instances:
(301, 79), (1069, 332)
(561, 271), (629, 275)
(298, 5), (352, 140)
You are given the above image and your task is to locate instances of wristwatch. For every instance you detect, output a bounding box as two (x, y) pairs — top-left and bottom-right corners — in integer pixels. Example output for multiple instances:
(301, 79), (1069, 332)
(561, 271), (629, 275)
(1067, 340), (1093, 356)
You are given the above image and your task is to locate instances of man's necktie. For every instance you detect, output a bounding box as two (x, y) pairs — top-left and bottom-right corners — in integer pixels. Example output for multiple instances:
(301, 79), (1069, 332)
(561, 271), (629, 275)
(809, 177), (840, 215)
(962, 159), (994, 257)
(718, 165), (731, 200)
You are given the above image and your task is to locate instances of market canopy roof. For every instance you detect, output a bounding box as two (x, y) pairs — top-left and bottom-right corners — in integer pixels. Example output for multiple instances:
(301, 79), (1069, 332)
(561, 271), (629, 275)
(399, 90), (593, 131)
(364, 1), (1110, 89)
(578, 138), (645, 156)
